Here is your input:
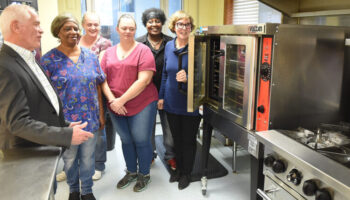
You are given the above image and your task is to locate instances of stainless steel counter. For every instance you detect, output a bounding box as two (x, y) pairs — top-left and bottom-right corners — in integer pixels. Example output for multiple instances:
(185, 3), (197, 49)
(0, 146), (61, 200)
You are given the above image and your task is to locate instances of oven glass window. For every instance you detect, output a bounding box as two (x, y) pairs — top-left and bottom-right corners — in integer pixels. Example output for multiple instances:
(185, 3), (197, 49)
(224, 44), (245, 116)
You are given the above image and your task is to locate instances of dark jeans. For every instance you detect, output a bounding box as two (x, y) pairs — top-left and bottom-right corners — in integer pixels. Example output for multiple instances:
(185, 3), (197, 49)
(166, 112), (201, 175)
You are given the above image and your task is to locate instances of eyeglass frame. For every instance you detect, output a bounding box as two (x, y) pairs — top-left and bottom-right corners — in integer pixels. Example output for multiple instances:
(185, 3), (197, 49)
(175, 22), (192, 30)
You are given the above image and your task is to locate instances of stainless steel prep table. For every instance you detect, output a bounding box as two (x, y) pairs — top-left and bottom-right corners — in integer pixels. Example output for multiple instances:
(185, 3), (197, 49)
(0, 146), (61, 200)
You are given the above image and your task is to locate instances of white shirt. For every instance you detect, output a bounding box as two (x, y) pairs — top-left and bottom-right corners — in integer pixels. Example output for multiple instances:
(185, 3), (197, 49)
(4, 41), (60, 115)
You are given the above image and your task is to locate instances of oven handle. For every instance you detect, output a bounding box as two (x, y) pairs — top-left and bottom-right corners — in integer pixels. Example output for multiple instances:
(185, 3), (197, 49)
(177, 51), (188, 95)
(256, 189), (273, 200)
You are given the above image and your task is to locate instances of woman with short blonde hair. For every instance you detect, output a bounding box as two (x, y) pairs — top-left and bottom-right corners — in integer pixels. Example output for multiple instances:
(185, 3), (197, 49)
(158, 10), (201, 190)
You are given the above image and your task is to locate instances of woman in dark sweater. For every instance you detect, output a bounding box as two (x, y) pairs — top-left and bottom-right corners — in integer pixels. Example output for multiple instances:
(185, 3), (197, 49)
(135, 8), (175, 169)
(158, 10), (201, 190)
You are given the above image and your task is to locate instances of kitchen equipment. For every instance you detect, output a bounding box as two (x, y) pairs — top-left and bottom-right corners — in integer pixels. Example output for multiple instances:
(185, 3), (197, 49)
(191, 23), (350, 199)
(257, 129), (350, 200)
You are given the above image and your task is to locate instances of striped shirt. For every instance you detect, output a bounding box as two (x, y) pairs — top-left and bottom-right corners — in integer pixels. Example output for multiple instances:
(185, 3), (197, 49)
(4, 41), (60, 115)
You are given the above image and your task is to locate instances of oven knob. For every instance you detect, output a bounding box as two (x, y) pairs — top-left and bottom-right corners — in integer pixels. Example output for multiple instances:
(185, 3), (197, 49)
(286, 169), (302, 185)
(302, 180), (318, 196)
(257, 105), (265, 113)
(272, 160), (286, 173)
(315, 188), (332, 200)
(263, 155), (275, 167)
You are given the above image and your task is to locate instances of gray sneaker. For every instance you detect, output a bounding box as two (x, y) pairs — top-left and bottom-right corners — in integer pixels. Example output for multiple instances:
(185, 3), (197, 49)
(116, 171), (138, 189)
(133, 173), (151, 192)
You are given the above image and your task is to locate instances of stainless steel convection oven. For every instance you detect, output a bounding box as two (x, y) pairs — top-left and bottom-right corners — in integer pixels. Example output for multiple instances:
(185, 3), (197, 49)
(189, 22), (350, 199)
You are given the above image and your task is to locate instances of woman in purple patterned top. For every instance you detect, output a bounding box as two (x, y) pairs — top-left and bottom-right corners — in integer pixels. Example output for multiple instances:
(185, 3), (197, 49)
(79, 12), (113, 181)
(41, 13), (114, 200)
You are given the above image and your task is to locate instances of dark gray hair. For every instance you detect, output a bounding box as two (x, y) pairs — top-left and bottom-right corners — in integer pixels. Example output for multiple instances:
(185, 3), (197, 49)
(51, 13), (80, 38)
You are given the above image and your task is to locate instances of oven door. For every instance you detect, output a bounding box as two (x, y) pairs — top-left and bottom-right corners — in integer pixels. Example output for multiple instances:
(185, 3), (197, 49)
(220, 36), (258, 130)
(187, 34), (208, 112)
(257, 175), (302, 200)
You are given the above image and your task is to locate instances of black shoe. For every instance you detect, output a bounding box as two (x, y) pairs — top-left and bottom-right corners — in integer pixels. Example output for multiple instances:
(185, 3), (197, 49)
(81, 193), (96, 200)
(169, 170), (180, 183)
(68, 192), (80, 200)
(133, 173), (151, 192)
(178, 175), (191, 190)
(116, 171), (138, 189)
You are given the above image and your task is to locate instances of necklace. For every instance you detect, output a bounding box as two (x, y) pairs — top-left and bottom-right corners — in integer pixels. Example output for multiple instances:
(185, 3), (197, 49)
(148, 36), (162, 48)
(118, 42), (136, 60)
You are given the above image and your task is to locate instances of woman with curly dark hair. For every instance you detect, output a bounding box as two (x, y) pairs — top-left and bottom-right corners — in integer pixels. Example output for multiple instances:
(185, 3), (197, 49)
(136, 8), (175, 170)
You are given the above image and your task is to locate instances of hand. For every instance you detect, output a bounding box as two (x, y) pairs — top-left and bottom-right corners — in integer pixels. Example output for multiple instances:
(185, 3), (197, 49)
(71, 122), (94, 145)
(158, 99), (164, 110)
(110, 98), (128, 115)
(176, 69), (187, 83)
(69, 121), (82, 128)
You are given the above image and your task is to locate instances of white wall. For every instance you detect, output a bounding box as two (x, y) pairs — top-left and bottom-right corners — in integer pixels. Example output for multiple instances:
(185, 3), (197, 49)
(38, 0), (59, 55)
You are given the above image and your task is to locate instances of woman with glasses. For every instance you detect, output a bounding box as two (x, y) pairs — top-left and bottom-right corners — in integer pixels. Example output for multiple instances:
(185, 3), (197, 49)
(135, 8), (175, 170)
(100, 14), (158, 192)
(158, 10), (201, 190)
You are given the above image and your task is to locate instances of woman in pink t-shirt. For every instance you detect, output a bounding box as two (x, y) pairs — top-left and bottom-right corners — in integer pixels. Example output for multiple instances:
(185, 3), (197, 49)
(101, 14), (158, 192)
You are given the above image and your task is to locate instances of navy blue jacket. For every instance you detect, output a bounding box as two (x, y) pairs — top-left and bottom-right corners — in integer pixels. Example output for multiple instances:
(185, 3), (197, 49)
(159, 39), (199, 116)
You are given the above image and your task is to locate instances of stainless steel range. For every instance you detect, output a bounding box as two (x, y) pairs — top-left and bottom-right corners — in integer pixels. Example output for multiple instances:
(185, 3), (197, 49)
(256, 127), (350, 200)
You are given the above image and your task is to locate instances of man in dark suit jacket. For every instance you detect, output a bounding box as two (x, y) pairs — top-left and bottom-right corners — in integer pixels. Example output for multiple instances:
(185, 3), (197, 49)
(0, 4), (94, 150)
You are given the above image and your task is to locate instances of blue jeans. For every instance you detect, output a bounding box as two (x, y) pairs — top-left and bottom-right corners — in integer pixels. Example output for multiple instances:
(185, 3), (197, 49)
(109, 101), (157, 175)
(63, 131), (98, 195)
(158, 109), (175, 160)
(95, 129), (107, 171)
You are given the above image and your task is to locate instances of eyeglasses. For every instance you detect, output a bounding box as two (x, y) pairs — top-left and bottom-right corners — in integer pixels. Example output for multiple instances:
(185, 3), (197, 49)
(176, 22), (192, 30)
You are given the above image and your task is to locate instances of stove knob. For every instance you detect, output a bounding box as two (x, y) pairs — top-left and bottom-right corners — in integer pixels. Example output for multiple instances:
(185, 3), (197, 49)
(264, 155), (275, 167)
(286, 169), (302, 185)
(302, 180), (318, 196)
(272, 160), (286, 173)
(315, 188), (332, 200)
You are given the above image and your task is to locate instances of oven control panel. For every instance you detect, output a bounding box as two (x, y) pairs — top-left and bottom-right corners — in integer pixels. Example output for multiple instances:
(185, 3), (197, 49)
(256, 36), (273, 131)
(262, 153), (338, 200)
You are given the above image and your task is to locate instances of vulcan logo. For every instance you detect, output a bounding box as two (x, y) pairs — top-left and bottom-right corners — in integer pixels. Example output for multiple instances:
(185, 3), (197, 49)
(248, 25), (263, 33)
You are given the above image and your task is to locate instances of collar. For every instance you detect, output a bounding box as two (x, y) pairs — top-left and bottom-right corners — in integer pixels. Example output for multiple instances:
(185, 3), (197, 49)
(4, 41), (36, 62)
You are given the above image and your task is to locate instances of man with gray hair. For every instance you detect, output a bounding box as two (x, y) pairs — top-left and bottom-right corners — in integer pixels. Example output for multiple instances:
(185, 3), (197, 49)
(0, 4), (93, 149)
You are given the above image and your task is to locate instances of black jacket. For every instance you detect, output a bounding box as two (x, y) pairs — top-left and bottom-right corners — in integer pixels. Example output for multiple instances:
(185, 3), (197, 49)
(0, 44), (72, 150)
(136, 33), (173, 91)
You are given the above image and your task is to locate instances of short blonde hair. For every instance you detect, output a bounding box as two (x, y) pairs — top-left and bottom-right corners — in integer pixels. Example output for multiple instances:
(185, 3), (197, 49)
(168, 10), (195, 33)
(82, 12), (100, 25)
(51, 13), (80, 38)
(0, 4), (36, 38)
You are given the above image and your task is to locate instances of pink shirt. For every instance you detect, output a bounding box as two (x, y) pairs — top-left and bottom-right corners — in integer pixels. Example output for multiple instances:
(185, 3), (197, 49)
(101, 43), (158, 116)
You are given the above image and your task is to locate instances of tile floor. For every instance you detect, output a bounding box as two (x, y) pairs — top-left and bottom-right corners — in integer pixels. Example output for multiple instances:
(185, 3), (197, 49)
(55, 124), (251, 200)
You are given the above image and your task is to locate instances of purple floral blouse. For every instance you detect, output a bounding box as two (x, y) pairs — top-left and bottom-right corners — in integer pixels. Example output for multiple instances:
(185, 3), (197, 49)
(90, 36), (112, 58)
(41, 47), (105, 132)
